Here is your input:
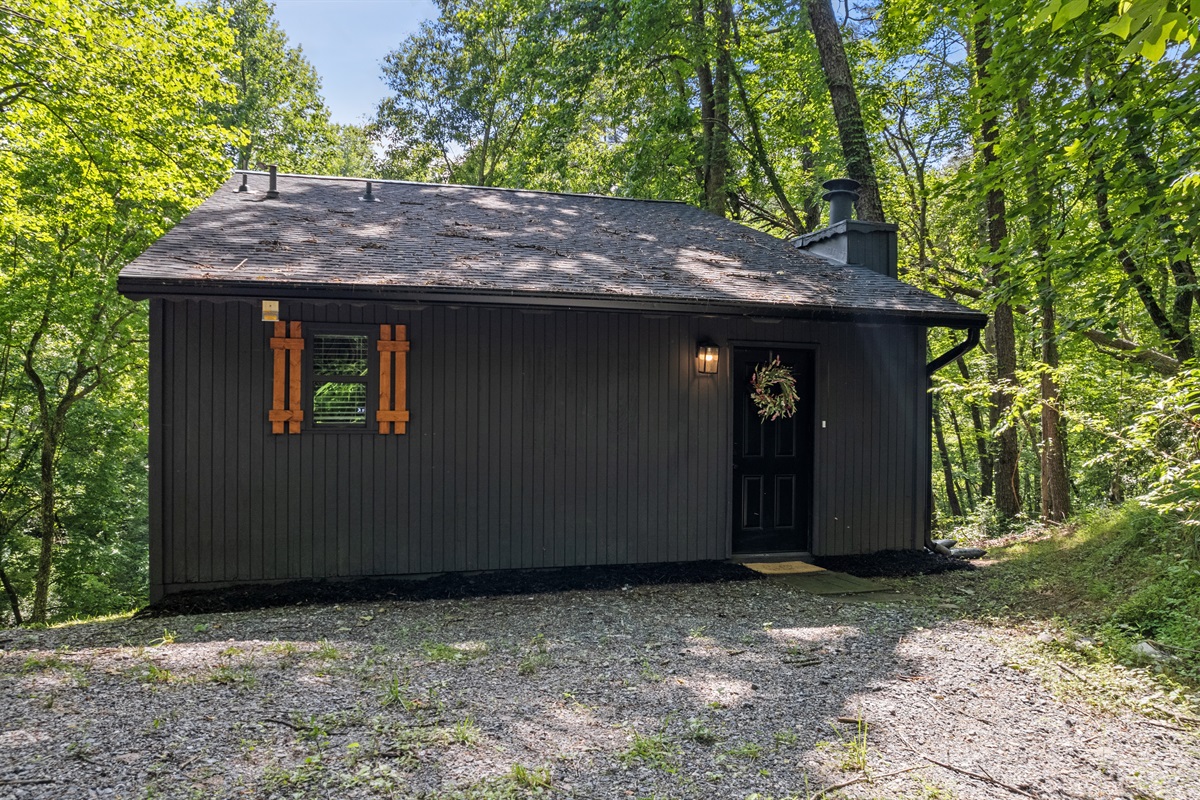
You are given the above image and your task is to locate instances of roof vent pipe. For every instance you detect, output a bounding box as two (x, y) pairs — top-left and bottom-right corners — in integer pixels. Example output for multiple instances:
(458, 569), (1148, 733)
(265, 165), (279, 200)
(235, 173), (250, 193)
(361, 181), (378, 202)
(822, 178), (860, 225)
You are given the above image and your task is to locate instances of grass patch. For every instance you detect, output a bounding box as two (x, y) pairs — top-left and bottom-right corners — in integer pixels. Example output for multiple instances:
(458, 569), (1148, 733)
(618, 731), (679, 772)
(423, 640), (489, 663)
(913, 505), (1200, 685)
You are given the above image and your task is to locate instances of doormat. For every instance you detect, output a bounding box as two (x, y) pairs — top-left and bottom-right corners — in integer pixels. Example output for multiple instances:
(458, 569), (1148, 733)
(743, 561), (826, 576)
(744, 561), (881, 594)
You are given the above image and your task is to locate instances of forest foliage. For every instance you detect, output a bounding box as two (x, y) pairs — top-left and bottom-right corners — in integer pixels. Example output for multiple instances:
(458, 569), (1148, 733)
(1, 0), (1199, 624)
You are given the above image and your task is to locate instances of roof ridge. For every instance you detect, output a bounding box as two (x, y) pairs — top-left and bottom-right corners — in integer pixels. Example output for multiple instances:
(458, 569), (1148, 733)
(232, 170), (693, 206)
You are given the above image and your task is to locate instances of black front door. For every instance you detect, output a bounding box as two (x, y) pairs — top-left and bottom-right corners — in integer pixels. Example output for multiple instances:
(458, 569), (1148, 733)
(732, 347), (814, 555)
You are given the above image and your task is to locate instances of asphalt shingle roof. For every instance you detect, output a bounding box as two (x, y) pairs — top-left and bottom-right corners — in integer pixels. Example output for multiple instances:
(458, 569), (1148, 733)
(118, 172), (984, 326)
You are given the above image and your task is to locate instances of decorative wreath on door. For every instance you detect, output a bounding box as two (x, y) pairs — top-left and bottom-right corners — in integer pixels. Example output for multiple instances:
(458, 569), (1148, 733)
(750, 355), (798, 421)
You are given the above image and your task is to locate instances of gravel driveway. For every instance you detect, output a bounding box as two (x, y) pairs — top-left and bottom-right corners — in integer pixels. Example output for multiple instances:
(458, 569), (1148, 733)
(1, 577), (1196, 799)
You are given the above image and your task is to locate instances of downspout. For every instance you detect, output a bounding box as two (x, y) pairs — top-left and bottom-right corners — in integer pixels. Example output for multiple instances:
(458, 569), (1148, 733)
(924, 327), (982, 553)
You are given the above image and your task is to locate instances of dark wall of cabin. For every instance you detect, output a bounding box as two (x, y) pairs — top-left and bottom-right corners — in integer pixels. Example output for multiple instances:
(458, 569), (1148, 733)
(148, 298), (928, 598)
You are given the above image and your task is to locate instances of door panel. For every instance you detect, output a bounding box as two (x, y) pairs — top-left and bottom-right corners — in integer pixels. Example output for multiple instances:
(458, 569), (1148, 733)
(732, 347), (814, 554)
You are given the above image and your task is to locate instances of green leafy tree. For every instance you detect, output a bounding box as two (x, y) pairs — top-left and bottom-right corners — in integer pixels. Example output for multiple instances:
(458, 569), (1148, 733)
(203, 0), (337, 172)
(0, 0), (237, 623)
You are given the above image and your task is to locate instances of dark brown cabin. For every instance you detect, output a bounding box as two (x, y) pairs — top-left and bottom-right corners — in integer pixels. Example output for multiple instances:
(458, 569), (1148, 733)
(118, 171), (985, 601)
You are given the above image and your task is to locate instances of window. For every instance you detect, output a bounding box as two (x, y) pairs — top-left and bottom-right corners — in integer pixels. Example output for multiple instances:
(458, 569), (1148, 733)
(311, 333), (370, 427)
(268, 320), (408, 435)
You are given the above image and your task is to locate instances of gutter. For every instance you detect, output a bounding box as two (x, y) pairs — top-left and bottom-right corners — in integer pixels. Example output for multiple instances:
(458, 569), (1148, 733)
(923, 326), (984, 553)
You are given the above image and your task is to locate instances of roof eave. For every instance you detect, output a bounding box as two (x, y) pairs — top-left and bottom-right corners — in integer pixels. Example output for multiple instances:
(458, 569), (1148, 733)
(117, 275), (988, 329)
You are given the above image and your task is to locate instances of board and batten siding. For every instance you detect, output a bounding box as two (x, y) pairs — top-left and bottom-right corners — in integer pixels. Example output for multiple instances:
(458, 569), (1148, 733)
(148, 298), (928, 598)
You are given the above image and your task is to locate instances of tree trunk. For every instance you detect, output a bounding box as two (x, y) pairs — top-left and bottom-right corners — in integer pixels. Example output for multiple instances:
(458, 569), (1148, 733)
(31, 424), (55, 624)
(933, 397), (963, 517)
(693, 0), (732, 216)
(806, 0), (884, 222)
(974, 11), (1020, 519)
(946, 403), (976, 507)
(0, 563), (21, 625)
(956, 356), (992, 500)
(1040, 297), (1071, 521)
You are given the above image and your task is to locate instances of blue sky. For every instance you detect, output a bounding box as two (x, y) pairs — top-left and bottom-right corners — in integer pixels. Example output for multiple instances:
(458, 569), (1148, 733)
(271, 0), (437, 125)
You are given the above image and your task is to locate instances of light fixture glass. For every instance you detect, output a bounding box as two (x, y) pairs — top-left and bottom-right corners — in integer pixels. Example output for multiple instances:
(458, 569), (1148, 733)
(696, 343), (719, 374)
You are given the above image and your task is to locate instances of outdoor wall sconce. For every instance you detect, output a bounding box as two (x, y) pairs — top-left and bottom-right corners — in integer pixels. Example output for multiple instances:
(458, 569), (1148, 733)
(696, 342), (719, 374)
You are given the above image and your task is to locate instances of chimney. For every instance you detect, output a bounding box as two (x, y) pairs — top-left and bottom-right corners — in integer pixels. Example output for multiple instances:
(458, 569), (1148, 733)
(265, 165), (279, 199)
(793, 178), (899, 279)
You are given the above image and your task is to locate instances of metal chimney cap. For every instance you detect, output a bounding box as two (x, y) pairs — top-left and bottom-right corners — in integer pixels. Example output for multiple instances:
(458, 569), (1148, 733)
(821, 178), (861, 195)
(822, 178), (859, 224)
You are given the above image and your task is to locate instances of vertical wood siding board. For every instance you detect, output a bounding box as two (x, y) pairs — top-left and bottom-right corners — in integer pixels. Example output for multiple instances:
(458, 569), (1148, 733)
(567, 311), (579, 567)
(893, 332), (908, 549)
(668, 317), (683, 563)
(853, 334), (868, 553)
(830, 331), (846, 555)
(649, 317), (663, 564)
(438, 306), (451, 572)
(529, 315), (543, 568)
(489, 310), (502, 570)
(170, 302), (185, 585)
(834, 327), (850, 555)
(584, 312), (597, 565)
(554, 311), (568, 568)
(889, 331), (906, 550)
(912, 327), (927, 549)
(225, 305), (242, 579)
(236, 304), (250, 580)
(596, 312), (608, 564)
(248, 309), (264, 579)
(419, 308), (435, 574)
(212, 303), (229, 580)
(337, 434), (349, 576)
(517, 313), (531, 569)
(494, 311), (508, 568)
(888, 331), (904, 551)
(454, 308), (468, 571)
(183, 302), (200, 583)
(578, 313), (590, 565)
(610, 313), (625, 564)
(638, 318), (653, 564)
(604, 311), (616, 564)
(464, 307), (477, 571)
(471, 307), (484, 571)
(866, 330), (882, 552)
(199, 302), (214, 582)
(499, 310), (512, 572)
(549, 311), (559, 568)
(147, 300), (164, 597)
(153, 301), (170, 589)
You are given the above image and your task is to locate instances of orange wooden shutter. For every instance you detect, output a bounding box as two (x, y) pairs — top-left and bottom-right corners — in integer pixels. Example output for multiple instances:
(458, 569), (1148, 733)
(268, 320), (304, 434)
(376, 324), (410, 434)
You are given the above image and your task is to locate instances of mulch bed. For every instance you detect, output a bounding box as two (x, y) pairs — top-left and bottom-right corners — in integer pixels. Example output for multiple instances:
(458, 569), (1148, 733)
(814, 548), (978, 578)
(137, 560), (762, 618)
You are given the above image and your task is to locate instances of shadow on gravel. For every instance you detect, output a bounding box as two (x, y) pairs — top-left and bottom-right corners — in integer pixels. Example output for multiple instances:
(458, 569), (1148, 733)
(138, 551), (976, 618)
(136, 560), (762, 618)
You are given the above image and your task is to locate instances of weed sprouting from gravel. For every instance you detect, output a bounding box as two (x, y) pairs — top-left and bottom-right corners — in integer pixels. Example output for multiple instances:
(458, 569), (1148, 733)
(682, 718), (719, 745)
(619, 731), (679, 772)
(423, 640), (489, 663)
